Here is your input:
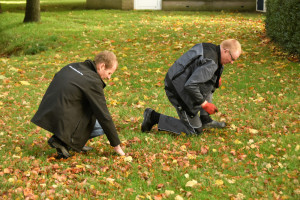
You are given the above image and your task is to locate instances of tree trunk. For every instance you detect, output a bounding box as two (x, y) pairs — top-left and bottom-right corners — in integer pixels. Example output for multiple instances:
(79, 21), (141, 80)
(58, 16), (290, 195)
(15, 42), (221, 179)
(0, 3), (2, 13)
(24, 0), (40, 23)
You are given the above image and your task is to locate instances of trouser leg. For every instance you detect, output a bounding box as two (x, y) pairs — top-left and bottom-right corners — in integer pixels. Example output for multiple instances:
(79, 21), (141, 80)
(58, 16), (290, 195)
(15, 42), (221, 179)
(158, 113), (193, 135)
(200, 93), (213, 124)
(90, 120), (105, 139)
(158, 107), (202, 135)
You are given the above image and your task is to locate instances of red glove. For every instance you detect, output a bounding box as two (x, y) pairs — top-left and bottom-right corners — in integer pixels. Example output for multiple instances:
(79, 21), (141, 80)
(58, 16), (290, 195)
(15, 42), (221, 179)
(202, 103), (218, 115)
(219, 78), (222, 87)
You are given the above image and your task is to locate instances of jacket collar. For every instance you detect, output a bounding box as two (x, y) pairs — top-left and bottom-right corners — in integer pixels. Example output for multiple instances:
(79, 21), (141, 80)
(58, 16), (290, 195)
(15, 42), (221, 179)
(85, 59), (106, 88)
(216, 45), (222, 68)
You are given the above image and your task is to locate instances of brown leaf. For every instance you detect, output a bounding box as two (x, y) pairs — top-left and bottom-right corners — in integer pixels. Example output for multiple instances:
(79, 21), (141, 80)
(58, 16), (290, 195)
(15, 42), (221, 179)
(23, 188), (34, 198)
(3, 168), (11, 174)
(200, 146), (209, 155)
(157, 183), (164, 189)
(162, 166), (170, 171)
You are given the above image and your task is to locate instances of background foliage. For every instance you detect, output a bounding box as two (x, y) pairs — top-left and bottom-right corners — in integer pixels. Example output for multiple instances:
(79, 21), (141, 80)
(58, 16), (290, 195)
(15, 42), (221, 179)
(265, 0), (300, 56)
(0, 0), (299, 199)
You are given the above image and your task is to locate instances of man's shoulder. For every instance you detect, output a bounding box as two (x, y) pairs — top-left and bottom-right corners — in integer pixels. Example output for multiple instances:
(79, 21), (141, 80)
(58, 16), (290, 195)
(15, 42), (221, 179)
(202, 43), (218, 62)
(202, 43), (217, 51)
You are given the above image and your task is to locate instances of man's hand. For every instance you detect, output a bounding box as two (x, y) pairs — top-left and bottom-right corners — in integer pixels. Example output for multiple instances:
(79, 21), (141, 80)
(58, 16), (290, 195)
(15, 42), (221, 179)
(201, 101), (218, 115)
(114, 145), (125, 156)
(219, 78), (222, 87)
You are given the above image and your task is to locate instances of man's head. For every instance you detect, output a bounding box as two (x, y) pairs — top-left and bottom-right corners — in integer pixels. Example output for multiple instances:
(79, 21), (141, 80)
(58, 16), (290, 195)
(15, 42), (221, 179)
(220, 39), (242, 65)
(95, 51), (118, 80)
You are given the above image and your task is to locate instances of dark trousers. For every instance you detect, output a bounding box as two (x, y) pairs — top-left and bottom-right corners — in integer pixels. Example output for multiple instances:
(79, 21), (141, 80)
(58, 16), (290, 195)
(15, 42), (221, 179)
(157, 91), (213, 135)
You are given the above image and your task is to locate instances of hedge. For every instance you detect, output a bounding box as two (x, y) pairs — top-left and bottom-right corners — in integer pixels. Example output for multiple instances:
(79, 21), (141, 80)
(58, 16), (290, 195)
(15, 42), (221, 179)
(265, 0), (300, 56)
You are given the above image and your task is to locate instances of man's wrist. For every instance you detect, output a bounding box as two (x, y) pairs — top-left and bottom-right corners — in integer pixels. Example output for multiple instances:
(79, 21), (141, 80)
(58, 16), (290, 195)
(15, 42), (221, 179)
(201, 101), (208, 107)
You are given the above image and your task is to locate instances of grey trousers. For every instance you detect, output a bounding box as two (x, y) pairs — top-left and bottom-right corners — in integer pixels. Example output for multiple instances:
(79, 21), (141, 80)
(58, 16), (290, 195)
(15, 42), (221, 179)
(157, 93), (213, 135)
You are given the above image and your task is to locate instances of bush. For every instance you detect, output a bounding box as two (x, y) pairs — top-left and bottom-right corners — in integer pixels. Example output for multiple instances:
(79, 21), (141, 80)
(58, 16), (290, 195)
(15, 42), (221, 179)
(265, 0), (300, 56)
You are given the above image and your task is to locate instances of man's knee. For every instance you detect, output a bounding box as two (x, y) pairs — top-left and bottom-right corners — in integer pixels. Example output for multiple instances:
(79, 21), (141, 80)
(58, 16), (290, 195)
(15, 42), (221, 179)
(183, 126), (202, 135)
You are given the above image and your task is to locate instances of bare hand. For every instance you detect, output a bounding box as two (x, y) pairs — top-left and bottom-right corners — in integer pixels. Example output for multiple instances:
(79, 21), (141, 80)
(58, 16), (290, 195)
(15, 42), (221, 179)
(114, 145), (125, 156)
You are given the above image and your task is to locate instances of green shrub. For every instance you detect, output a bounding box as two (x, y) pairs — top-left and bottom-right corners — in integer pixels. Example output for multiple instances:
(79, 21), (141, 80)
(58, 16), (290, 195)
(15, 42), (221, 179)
(265, 0), (300, 56)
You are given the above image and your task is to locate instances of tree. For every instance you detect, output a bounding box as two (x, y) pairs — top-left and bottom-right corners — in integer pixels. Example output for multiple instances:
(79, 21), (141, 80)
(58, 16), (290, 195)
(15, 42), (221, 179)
(0, 3), (2, 13)
(24, 0), (40, 23)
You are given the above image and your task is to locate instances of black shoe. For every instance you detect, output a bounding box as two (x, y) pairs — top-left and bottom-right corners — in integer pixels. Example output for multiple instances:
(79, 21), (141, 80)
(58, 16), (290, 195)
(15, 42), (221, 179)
(141, 108), (154, 132)
(48, 136), (71, 158)
(81, 146), (93, 152)
(55, 149), (69, 159)
(203, 121), (226, 129)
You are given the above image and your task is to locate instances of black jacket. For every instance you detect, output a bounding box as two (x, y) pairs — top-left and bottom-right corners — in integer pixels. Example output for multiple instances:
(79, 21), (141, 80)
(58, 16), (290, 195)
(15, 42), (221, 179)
(31, 60), (121, 152)
(165, 43), (223, 116)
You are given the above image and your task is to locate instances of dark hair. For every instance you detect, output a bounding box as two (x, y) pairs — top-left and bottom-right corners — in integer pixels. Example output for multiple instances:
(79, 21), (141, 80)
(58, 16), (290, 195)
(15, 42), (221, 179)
(94, 51), (118, 69)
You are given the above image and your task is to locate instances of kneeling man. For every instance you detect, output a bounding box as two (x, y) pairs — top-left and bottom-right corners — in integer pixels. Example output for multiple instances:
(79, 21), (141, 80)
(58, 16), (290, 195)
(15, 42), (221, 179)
(32, 51), (125, 158)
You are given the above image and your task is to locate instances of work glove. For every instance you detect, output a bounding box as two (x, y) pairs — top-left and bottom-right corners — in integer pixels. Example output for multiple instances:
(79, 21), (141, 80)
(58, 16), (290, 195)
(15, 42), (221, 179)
(202, 103), (218, 115)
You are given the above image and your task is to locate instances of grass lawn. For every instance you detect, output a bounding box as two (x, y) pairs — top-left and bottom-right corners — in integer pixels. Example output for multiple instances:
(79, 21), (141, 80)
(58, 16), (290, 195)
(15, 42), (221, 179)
(0, 0), (299, 199)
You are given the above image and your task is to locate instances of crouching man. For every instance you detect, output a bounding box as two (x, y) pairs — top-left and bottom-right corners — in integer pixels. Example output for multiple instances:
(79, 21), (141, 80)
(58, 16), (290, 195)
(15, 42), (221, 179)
(32, 51), (125, 158)
(142, 39), (242, 135)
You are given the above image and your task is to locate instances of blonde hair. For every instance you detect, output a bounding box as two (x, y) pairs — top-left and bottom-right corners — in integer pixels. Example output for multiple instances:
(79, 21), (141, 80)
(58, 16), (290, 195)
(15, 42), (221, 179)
(94, 51), (118, 69)
(221, 39), (242, 54)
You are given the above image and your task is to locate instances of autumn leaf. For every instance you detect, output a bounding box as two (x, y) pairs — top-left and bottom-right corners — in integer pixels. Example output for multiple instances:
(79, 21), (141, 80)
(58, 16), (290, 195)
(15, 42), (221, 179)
(124, 156), (133, 162)
(20, 81), (30, 85)
(165, 190), (175, 196)
(200, 146), (209, 155)
(23, 188), (34, 198)
(157, 183), (164, 189)
(214, 179), (224, 186)
(4, 168), (11, 174)
(249, 128), (259, 134)
(162, 166), (170, 171)
(185, 180), (198, 187)
(175, 195), (184, 200)
(234, 139), (242, 145)
(0, 75), (6, 80)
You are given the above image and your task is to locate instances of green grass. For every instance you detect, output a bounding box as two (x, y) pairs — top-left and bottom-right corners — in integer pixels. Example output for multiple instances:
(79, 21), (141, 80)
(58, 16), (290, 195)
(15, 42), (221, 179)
(0, 1), (299, 199)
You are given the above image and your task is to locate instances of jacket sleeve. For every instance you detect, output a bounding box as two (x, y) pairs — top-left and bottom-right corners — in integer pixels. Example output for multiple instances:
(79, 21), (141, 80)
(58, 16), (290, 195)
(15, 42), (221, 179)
(184, 59), (218, 105)
(84, 81), (121, 147)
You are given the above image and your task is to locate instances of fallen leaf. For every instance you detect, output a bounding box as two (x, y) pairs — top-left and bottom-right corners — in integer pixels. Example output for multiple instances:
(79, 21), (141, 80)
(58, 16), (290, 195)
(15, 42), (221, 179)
(23, 188), (34, 197)
(15, 147), (22, 152)
(175, 195), (184, 200)
(20, 81), (30, 85)
(215, 179), (224, 186)
(157, 183), (164, 189)
(234, 139), (242, 145)
(230, 124), (237, 130)
(236, 193), (245, 200)
(162, 166), (170, 171)
(165, 190), (174, 196)
(185, 180), (198, 187)
(249, 128), (259, 134)
(124, 156), (133, 162)
(106, 178), (115, 183)
(200, 146), (209, 154)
